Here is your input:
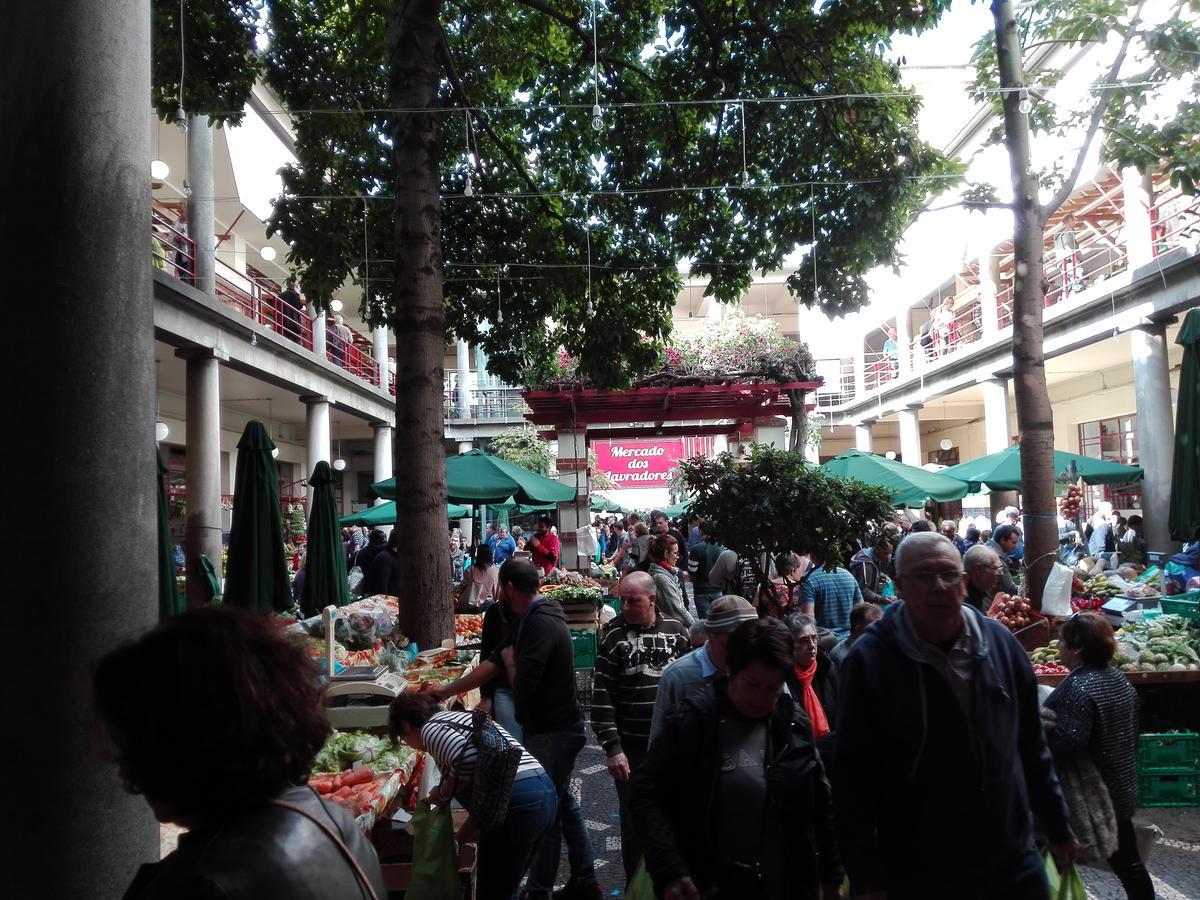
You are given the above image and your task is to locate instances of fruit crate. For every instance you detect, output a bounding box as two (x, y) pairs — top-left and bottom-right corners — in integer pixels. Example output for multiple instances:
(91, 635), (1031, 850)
(1160, 591), (1199, 621)
(570, 627), (597, 669)
(1138, 731), (1200, 772)
(575, 667), (594, 718)
(1139, 770), (1199, 807)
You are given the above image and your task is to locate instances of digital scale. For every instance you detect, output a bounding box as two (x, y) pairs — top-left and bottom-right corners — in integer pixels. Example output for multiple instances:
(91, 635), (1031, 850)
(321, 605), (408, 728)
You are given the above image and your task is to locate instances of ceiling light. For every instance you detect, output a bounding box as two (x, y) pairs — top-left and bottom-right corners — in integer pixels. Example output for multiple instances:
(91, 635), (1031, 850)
(885, 450), (897, 460)
(151, 159), (170, 180)
(333, 458), (347, 471)
(939, 438), (953, 450)
(260, 245), (277, 262)
(155, 422), (169, 442)
(330, 298), (344, 313)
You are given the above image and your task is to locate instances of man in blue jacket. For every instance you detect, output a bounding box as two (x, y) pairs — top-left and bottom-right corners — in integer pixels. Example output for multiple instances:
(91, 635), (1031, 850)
(834, 532), (1075, 900)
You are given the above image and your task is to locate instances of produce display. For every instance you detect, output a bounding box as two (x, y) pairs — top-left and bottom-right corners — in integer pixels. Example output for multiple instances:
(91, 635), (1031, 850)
(539, 584), (603, 605)
(541, 570), (605, 590)
(1030, 641), (1063, 666)
(1057, 484), (1083, 521)
(1033, 662), (1070, 675)
(454, 614), (483, 645)
(1114, 616), (1200, 673)
(988, 593), (1040, 631)
(588, 563), (618, 580)
(309, 730), (416, 826)
(1077, 574), (1120, 598)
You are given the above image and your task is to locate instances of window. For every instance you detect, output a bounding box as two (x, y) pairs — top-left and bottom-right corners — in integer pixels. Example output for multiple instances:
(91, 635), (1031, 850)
(1077, 415), (1141, 515)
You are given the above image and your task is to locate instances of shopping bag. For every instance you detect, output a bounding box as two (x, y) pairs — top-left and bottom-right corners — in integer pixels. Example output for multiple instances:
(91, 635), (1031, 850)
(1042, 563), (1075, 617)
(624, 860), (656, 900)
(408, 800), (459, 900)
(1043, 852), (1087, 900)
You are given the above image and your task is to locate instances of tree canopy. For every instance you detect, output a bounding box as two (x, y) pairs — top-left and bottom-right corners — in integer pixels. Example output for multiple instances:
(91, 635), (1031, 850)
(262, 0), (957, 389)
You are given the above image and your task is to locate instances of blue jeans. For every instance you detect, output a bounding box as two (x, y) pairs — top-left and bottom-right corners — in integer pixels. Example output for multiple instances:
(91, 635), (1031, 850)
(523, 723), (595, 895)
(694, 590), (720, 620)
(477, 770), (557, 900)
(492, 688), (524, 743)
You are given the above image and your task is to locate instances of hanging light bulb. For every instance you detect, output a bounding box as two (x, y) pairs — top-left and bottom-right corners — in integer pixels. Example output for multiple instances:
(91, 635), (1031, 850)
(259, 245), (277, 262)
(591, 103), (604, 131)
(464, 177), (474, 197)
(333, 458), (347, 471)
(1017, 88), (1032, 115)
(742, 170), (751, 187)
(939, 438), (953, 451)
(151, 159), (170, 180)
(182, 179), (192, 198)
(175, 106), (188, 133)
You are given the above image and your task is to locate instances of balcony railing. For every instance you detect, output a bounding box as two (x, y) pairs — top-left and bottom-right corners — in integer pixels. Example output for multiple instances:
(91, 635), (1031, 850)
(444, 387), (526, 421)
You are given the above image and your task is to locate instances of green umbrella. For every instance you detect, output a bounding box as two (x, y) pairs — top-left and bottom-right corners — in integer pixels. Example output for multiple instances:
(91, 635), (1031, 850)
(372, 449), (575, 506)
(340, 501), (469, 526)
(223, 421), (292, 613)
(1170, 309), (1200, 541)
(157, 447), (183, 620)
(822, 449), (970, 508)
(302, 460), (351, 617)
(940, 445), (1143, 493)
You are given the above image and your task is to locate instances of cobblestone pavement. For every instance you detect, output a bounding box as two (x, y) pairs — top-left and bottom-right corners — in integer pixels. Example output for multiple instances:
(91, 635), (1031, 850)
(1080, 807), (1200, 900)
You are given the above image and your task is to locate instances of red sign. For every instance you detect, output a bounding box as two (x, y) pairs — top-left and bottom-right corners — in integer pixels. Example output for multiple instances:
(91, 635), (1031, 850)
(592, 439), (684, 487)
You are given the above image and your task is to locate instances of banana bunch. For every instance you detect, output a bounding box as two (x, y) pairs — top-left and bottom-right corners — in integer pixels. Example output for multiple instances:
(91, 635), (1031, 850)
(1082, 575), (1120, 597)
(1030, 640), (1062, 665)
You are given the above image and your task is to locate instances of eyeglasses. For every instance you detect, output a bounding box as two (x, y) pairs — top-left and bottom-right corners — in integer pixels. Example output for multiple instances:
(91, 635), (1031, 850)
(903, 571), (964, 588)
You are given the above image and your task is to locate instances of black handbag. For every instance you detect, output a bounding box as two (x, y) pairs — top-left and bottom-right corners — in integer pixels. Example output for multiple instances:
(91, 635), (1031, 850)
(450, 710), (522, 831)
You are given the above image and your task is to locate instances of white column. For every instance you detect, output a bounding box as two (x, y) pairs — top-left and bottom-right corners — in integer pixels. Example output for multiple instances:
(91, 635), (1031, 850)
(302, 395), (331, 510)
(981, 378), (1011, 454)
(455, 339), (471, 417)
(898, 407), (922, 466)
(457, 440), (473, 454)
(371, 422), (394, 535)
(186, 117), (215, 294)
(555, 425), (590, 570)
(855, 422), (874, 453)
(975, 240), (999, 340)
(178, 348), (224, 604)
(853, 339), (867, 398)
(310, 306), (327, 360)
(372, 326), (389, 387)
(896, 308), (913, 378)
(1131, 321), (1178, 553)
(1123, 166), (1154, 270)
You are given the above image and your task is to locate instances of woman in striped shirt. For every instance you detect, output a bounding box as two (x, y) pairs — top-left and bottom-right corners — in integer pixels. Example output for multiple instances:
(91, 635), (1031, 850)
(389, 693), (556, 900)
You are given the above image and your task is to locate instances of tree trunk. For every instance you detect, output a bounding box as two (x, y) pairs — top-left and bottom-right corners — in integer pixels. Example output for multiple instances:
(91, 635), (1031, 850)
(788, 389), (807, 455)
(388, 0), (451, 648)
(992, 0), (1056, 608)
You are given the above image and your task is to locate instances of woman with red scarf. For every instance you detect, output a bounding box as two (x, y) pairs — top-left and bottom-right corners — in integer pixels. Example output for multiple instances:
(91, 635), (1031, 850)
(785, 613), (839, 767)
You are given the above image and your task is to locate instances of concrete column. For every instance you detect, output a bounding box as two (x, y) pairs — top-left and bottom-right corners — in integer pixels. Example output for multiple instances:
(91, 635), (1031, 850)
(458, 440), (473, 454)
(303, 395), (331, 509)
(456, 339), (471, 417)
(976, 241), (999, 340)
(982, 378), (1017, 518)
(899, 407), (923, 466)
(372, 326), (389, 387)
(855, 422), (874, 453)
(555, 425), (591, 570)
(6, 0), (160, 887)
(713, 434), (729, 456)
(310, 306), (327, 360)
(1131, 321), (1178, 554)
(1123, 166), (1154, 270)
(371, 423), (393, 535)
(186, 116), (216, 294)
(178, 348), (224, 607)
(853, 339), (867, 398)
(896, 309), (913, 378)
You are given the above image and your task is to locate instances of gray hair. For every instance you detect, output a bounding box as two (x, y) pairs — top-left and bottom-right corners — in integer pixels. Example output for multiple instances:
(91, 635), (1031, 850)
(964, 543), (999, 570)
(785, 612), (818, 636)
(894, 532), (962, 578)
(619, 569), (656, 596)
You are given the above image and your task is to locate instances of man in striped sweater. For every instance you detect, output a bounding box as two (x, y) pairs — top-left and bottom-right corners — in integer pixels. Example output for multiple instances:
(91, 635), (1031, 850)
(591, 571), (691, 885)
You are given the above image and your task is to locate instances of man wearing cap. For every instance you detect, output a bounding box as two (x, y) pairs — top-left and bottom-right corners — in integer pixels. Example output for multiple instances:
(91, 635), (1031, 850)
(647, 594), (758, 744)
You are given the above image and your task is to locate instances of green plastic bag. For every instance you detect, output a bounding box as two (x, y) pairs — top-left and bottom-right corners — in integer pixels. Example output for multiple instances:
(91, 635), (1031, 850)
(625, 860), (656, 900)
(409, 801), (459, 900)
(1043, 852), (1087, 900)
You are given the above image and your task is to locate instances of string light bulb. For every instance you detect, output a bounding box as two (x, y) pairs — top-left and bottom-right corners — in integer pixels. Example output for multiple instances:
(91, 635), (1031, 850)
(182, 179), (192, 197)
(464, 178), (474, 197)
(591, 104), (604, 131)
(1017, 88), (1031, 115)
(175, 106), (188, 133)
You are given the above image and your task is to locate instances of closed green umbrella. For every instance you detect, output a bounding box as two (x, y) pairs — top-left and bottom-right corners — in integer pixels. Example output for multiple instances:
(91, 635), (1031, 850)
(302, 460), (351, 617)
(822, 449), (970, 508)
(1170, 309), (1200, 541)
(340, 501), (469, 526)
(372, 449), (575, 506)
(941, 445), (1143, 493)
(223, 421), (292, 613)
(157, 447), (183, 619)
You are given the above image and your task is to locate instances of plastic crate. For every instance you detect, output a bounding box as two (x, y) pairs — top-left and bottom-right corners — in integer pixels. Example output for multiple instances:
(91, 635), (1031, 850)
(1160, 591), (1199, 621)
(574, 667), (594, 718)
(571, 627), (597, 669)
(604, 597), (621, 617)
(1138, 732), (1200, 772)
(1139, 770), (1200, 807)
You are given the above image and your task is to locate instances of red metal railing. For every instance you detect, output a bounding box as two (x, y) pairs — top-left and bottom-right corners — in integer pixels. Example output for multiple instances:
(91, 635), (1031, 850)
(152, 208), (195, 283)
(325, 324), (380, 385)
(1151, 187), (1200, 257)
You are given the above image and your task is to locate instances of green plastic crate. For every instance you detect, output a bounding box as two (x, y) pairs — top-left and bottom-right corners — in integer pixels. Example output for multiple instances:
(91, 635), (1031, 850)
(1160, 592), (1199, 621)
(571, 628), (597, 669)
(1138, 732), (1200, 772)
(1139, 770), (1199, 807)
(604, 597), (621, 617)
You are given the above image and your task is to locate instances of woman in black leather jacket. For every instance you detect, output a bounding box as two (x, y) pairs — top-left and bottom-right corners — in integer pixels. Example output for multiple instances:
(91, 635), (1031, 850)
(632, 617), (842, 900)
(95, 607), (386, 900)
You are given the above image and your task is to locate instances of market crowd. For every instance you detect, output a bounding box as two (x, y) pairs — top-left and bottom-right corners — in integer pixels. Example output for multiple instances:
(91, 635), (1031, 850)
(95, 505), (1162, 900)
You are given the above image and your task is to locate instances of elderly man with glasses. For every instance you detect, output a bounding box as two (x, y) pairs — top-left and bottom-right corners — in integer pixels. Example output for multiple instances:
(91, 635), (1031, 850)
(833, 532), (1075, 900)
(963, 543), (1007, 613)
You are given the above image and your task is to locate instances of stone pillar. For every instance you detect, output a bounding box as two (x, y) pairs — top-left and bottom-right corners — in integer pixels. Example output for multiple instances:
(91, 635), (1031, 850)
(555, 425), (591, 570)
(371, 421), (394, 536)
(898, 407), (923, 466)
(6, 0), (160, 888)
(1123, 166), (1154, 270)
(303, 395), (331, 510)
(178, 348), (225, 607)
(186, 116), (216, 294)
(981, 378), (1017, 518)
(976, 240), (999, 340)
(1131, 321), (1178, 554)
(853, 339), (867, 398)
(310, 306), (327, 360)
(372, 326), (389, 387)
(855, 422), (874, 453)
(455, 339), (471, 417)
(896, 308), (913, 378)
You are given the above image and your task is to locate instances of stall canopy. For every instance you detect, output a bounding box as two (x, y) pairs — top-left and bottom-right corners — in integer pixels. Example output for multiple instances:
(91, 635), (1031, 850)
(591, 493), (626, 514)
(662, 498), (694, 518)
(940, 445), (1144, 493)
(303, 461), (351, 617)
(340, 501), (469, 527)
(1170, 308), (1200, 541)
(822, 449), (970, 508)
(372, 449), (576, 506)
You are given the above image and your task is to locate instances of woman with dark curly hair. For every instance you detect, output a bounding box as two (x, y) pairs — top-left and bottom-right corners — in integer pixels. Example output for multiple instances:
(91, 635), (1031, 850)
(94, 606), (385, 900)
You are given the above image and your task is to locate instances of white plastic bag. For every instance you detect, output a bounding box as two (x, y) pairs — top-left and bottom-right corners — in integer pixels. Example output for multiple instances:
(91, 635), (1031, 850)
(1042, 562), (1075, 617)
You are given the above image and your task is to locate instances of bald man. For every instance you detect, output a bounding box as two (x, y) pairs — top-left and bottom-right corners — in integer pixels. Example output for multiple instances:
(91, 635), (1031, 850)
(591, 570), (691, 884)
